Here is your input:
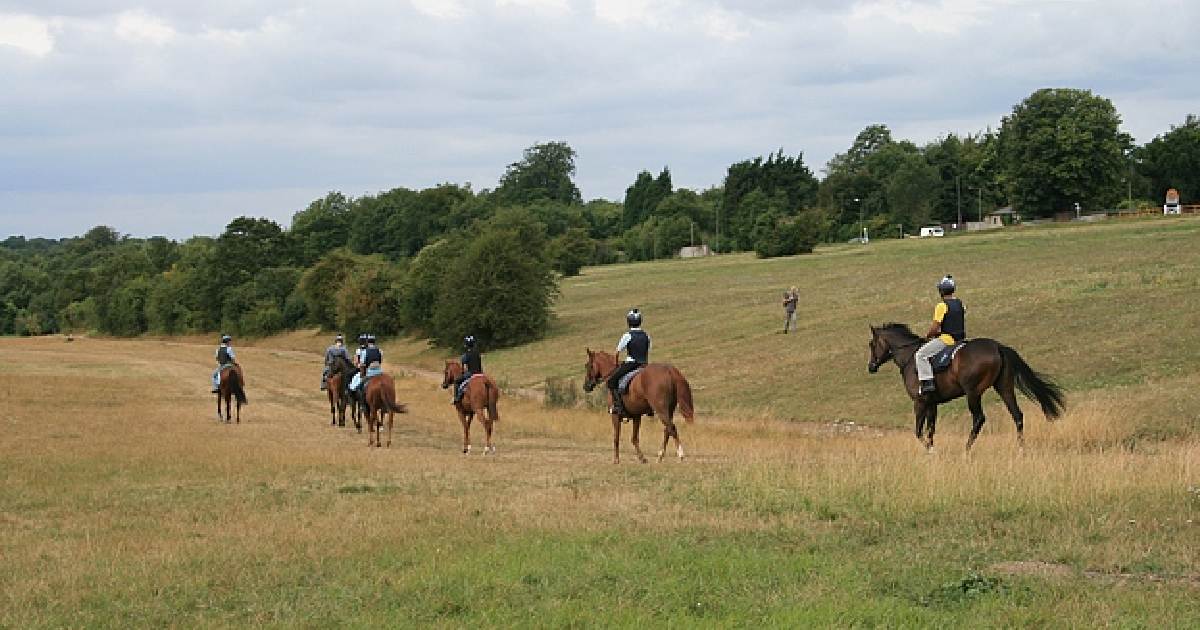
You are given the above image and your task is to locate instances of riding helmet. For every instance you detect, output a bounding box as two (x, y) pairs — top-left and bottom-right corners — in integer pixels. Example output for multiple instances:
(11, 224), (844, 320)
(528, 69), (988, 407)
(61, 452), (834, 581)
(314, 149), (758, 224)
(937, 275), (956, 295)
(221, 334), (232, 343)
(464, 335), (476, 349)
(367, 334), (377, 343)
(358, 333), (368, 345)
(626, 308), (642, 328)
(335, 334), (343, 343)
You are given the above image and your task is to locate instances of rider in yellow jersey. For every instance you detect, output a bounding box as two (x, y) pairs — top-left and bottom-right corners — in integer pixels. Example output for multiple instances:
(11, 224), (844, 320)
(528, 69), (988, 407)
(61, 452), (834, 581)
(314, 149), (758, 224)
(916, 275), (966, 395)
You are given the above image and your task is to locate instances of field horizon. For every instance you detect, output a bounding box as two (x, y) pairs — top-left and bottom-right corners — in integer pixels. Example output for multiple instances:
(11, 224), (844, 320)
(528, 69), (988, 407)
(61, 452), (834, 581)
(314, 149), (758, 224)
(3, 216), (1198, 627)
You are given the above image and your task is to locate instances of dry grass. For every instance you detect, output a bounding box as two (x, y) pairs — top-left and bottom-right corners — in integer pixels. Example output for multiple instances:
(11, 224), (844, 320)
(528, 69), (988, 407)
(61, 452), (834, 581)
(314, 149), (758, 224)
(1, 330), (1197, 626)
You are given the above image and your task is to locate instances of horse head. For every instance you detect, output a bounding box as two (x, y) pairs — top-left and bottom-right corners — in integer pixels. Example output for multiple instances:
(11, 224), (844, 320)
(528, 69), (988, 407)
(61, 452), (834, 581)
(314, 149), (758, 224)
(441, 360), (462, 389)
(867, 325), (892, 373)
(582, 348), (613, 392)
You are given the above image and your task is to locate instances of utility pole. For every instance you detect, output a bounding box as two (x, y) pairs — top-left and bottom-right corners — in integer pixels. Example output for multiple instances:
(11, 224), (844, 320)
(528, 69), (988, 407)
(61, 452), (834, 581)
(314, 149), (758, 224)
(956, 175), (963, 227)
(977, 187), (982, 222)
(855, 197), (863, 242)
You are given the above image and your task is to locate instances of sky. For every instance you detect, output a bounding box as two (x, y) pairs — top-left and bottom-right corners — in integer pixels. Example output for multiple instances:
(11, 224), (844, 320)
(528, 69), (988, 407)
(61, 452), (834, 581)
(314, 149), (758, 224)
(2, 1), (1197, 239)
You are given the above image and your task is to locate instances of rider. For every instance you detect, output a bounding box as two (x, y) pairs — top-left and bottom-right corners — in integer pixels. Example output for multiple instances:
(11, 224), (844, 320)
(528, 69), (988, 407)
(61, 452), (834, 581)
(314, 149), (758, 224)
(916, 275), (967, 395)
(320, 334), (352, 391)
(211, 334), (237, 393)
(607, 308), (650, 417)
(352, 334), (383, 399)
(353, 333), (368, 368)
(452, 335), (483, 404)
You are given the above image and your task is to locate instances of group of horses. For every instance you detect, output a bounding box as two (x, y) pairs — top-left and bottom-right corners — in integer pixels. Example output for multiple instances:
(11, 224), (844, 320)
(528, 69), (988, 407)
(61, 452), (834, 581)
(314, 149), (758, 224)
(215, 326), (1065, 460)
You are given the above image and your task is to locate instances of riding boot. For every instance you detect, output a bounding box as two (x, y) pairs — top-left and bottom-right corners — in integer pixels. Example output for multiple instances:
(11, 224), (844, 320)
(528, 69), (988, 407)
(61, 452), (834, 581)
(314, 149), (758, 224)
(919, 379), (937, 395)
(609, 391), (625, 418)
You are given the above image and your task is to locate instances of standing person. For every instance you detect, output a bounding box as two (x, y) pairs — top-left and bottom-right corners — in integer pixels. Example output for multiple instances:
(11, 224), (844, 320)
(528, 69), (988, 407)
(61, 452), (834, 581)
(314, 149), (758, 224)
(320, 334), (351, 391)
(915, 275), (967, 395)
(782, 286), (799, 334)
(452, 335), (483, 404)
(211, 334), (237, 393)
(607, 308), (650, 418)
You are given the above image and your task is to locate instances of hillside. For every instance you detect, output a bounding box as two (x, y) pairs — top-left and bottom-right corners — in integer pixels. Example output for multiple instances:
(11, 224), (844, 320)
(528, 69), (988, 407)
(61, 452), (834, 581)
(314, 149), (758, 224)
(370, 216), (1200, 440)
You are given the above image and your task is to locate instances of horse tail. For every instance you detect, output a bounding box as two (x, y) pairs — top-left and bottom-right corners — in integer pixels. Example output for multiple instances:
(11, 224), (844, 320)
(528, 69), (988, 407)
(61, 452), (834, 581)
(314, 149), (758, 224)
(231, 369), (248, 406)
(1000, 344), (1064, 420)
(383, 378), (407, 414)
(485, 376), (500, 422)
(670, 366), (695, 423)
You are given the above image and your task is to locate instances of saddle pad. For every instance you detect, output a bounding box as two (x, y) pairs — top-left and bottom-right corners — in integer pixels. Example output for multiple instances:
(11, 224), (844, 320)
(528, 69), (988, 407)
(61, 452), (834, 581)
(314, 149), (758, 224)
(930, 342), (967, 373)
(618, 368), (643, 394)
(457, 374), (485, 393)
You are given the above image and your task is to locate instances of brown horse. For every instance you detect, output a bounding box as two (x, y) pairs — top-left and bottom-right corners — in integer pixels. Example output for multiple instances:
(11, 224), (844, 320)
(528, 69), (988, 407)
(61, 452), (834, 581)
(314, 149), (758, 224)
(363, 371), (407, 447)
(216, 364), (247, 424)
(868, 323), (1065, 452)
(326, 355), (361, 431)
(441, 360), (501, 455)
(583, 349), (695, 464)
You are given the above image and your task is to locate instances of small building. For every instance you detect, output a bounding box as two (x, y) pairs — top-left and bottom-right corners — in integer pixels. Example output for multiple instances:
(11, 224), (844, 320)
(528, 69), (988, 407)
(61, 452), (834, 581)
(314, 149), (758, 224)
(1164, 188), (1181, 215)
(919, 226), (944, 237)
(989, 207), (1020, 225)
(678, 244), (712, 258)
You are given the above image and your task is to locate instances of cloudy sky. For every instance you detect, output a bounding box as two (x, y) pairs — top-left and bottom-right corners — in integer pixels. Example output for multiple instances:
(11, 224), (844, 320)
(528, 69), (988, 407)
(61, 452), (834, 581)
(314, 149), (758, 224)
(2, 1), (1197, 239)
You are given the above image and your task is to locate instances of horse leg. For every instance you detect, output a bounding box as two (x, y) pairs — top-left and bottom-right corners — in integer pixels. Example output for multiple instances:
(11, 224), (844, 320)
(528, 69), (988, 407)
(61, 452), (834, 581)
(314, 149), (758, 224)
(611, 414), (622, 464)
(965, 394), (986, 452)
(629, 417), (647, 464)
(460, 409), (472, 455)
(913, 400), (927, 447)
(235, 398), (241, 424)
(924, 405), (937, 453)
(215, 394), (221, 422)
(328, 389), (336, 426)
(385, 409), (393, 448)
(996, 382), (1025, 452)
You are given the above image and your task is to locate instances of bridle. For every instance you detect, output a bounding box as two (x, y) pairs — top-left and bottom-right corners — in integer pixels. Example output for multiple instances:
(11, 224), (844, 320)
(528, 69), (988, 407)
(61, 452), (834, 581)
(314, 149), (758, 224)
(869, 336), (922, 372)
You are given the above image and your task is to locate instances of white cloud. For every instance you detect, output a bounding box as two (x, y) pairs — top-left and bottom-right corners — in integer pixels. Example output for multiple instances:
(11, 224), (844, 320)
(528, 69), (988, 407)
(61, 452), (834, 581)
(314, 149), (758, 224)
(114, 10), (176, 45)
(496, 0), (570, 13)
(849, 0), (986, 35)
(410, 0), (472, 20)
(0, 13), (55, 56)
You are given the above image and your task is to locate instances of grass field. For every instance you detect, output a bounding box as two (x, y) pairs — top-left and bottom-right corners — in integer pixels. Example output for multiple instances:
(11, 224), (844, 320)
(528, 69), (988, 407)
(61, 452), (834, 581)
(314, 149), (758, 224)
(2, 217), (1198, 627)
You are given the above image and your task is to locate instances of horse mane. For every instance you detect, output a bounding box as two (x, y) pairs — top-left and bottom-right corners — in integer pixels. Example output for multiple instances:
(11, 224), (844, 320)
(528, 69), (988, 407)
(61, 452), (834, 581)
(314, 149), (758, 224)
(876, 322), (922, 344)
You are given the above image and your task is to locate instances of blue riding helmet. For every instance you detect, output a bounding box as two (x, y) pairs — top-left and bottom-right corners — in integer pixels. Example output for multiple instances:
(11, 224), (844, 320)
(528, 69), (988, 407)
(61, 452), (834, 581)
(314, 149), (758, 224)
(626, 308), (642, 328)
(937, 275), (956, 295)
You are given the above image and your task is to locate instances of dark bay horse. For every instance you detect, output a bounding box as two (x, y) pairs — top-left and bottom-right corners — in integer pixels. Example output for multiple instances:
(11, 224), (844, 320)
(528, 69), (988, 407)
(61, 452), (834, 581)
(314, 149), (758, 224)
(868, 324), (1065, 452)
(441, 360), (501, 455)
(216, 364), (247, 424)
(326, 355), (361, 431)
(363, 371), (407, 448)
(583, 349), (695, 464)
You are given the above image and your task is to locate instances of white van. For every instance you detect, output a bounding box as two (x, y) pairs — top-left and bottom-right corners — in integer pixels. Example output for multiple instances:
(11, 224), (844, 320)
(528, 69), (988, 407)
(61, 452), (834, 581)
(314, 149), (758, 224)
(920, 226), (945, 238)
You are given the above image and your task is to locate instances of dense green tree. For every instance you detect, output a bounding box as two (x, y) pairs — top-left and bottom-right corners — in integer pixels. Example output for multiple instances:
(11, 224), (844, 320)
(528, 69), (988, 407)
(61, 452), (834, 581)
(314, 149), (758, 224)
(623, 167), (672, 228)
(885, 154), (942, 229)
(1137, 114), (1200, 203)
(547, 228), (595, 277)
(336, 259), (405, 337)
(723, 150), (818, 249)
(291, 191), (352, 265)
(495, 141), (582, 205)
(997, 88), (1132, 216)
(429, 212), (557, 348)
(399, 238), (459, 335)
(297, 250), (360, 330)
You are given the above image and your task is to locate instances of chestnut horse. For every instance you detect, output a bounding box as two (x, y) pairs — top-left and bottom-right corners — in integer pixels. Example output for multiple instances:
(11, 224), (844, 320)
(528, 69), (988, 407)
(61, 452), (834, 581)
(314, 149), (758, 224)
(868, 323), (1065, 452)
(583, 349), (694, 464)
(441, 360), (501, 454)
(362, 371), (407, 447)
(216, 364), (247, 424)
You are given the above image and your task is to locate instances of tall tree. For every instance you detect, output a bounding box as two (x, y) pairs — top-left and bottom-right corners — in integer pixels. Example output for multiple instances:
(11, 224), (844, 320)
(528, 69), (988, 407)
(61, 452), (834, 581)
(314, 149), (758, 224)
(291, 191), (352, 265)
(496, 141), (582, 205)
(1137, 114), (1200, 204)
(997, 88), (1132, 216)
(622, 167), (672, 229)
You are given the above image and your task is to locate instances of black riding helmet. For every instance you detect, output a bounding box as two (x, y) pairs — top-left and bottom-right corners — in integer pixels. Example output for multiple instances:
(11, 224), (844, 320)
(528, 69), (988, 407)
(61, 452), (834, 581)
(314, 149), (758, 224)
(626, 308), (642, 328)
(221, 334), (232, 343)
(464, 335), (476, 349)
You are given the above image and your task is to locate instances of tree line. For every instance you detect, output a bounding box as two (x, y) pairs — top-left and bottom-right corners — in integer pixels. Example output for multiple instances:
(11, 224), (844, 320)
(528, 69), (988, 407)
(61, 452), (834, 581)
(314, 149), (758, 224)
(2, 87), (1196, 344)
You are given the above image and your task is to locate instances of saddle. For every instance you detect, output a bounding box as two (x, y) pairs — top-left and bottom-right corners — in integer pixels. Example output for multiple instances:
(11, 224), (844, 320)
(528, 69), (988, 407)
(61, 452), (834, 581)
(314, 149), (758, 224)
(618, 368), (643, 395)
(929, 342), (967, 373)
(457, 374), (483, 395)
